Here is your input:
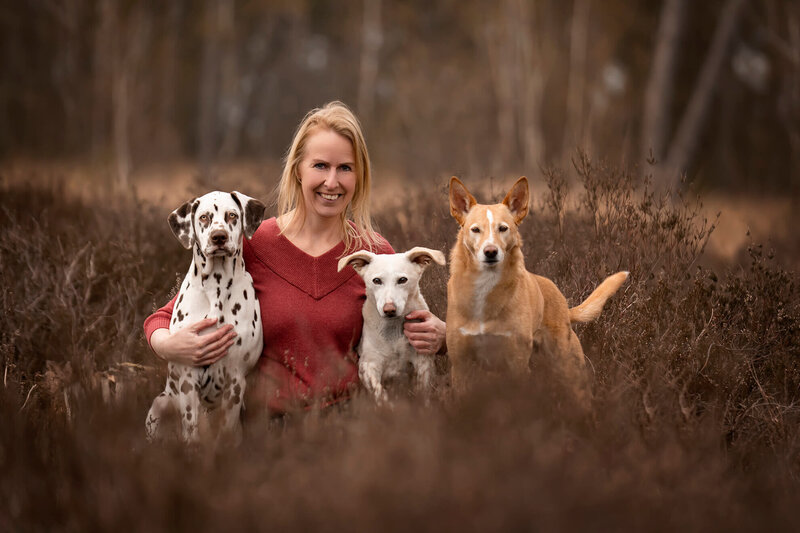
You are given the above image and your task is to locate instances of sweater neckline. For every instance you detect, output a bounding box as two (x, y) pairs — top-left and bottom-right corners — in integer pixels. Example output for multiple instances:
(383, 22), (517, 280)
(249, 217), (357, 300)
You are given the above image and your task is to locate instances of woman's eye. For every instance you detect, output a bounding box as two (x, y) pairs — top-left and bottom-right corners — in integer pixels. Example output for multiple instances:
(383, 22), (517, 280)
(372, 278), (382, 285)
(339, 164), (352, 172)
(470, 227), (480, 233)
(498, 225), (508, 232)
(397, 277), (408, 285)
(313, 162), (327, 170)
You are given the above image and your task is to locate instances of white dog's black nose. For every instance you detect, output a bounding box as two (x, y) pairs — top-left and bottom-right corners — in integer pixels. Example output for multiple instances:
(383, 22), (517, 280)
(210, 230), (228, 246)
(383, 302), (397, 317)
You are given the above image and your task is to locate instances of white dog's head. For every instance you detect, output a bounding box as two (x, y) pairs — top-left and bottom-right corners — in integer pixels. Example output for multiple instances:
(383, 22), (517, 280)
(338, 247), (446, 318)
(168, 191), (266, 257)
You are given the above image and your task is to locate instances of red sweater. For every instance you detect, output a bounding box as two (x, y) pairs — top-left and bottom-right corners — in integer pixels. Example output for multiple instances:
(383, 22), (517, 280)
(144, 217), (393, 413)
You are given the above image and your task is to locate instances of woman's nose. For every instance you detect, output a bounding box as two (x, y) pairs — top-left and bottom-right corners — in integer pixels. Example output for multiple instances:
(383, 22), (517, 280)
(323, 169), (338, 188)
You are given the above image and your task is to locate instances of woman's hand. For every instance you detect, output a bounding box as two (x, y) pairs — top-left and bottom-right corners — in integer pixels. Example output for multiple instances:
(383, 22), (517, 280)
(149, 318), (236, 367)
(404, 310), (447, 355)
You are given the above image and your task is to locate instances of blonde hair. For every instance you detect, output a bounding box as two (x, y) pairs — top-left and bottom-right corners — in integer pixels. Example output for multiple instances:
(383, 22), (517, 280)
(277, 101), (380, 253)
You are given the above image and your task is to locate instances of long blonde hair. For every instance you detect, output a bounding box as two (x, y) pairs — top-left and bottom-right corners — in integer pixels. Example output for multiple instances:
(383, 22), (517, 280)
(277, 101), (380, 253)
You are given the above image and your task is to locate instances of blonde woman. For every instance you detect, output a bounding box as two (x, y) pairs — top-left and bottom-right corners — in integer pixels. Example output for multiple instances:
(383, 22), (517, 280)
(144, 101), (446, 414)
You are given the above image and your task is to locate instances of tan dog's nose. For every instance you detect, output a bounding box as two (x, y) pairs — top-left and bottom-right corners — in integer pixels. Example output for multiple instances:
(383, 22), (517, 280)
(383, 302), (397, 317)
(483, 245), (498, 260)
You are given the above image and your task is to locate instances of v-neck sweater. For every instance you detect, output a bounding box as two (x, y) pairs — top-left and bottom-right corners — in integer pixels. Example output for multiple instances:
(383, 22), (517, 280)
(144, 217), (393, 413)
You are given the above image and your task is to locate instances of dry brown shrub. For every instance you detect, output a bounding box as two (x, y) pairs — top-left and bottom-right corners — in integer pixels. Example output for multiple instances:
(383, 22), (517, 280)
(1, 160), (799, 531)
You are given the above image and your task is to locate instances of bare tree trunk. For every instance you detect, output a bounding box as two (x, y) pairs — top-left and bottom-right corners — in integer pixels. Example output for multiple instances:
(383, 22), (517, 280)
(659, 0), (748, 188)
(357, 0), (383, 128)
(111, 3), (151, 190)
(156, 0), (183, 156)
(516, 0), (546, 170)
(484, 19), (517, 173)
(561, 0), (590, 162)
(220, 10), (274, 159)
(91, 0), (114, 162)
(641, 0), (687, 165)
(198, 0), (222, 184)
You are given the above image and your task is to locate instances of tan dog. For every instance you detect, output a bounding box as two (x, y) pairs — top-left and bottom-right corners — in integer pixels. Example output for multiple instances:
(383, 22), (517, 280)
(446, 176), (628, 404)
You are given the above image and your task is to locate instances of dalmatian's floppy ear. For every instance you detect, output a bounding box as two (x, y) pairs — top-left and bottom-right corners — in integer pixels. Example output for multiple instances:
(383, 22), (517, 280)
(337, 250), (375, 274)
(231, 191), (266, 239)
(405, 247), (446, 269)
(168, 199), (196, 249)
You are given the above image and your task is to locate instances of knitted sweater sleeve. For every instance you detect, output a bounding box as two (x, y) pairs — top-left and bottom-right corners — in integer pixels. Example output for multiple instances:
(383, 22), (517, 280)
(143, 294), (177, 347)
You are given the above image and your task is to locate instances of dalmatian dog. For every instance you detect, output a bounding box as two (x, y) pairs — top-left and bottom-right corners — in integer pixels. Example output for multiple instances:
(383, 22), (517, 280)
(145, 191), (265, 444)
(338, 247), (446, 402)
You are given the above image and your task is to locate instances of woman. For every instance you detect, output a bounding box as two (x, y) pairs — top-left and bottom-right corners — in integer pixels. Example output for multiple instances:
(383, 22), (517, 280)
(144, 101), (446, 414)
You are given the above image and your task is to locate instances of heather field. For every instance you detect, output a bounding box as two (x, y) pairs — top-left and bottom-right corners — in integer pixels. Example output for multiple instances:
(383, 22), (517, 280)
(1, 159), (799, 532)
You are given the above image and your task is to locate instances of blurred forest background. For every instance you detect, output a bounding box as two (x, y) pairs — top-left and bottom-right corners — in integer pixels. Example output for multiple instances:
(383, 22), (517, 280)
(1, 0), (798, 195)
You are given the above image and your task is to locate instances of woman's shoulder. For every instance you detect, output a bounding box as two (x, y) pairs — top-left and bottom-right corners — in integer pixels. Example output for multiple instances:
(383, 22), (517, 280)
(373, 233), (394, 255)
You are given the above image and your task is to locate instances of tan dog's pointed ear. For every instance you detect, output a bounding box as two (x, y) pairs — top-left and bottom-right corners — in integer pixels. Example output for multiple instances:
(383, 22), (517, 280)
(406, 247), (446, 269)
(337, 250), (375, 274)
(168, 199), (196, 249)
(502, 176), (529, 224)
(449, 177), (476, 226)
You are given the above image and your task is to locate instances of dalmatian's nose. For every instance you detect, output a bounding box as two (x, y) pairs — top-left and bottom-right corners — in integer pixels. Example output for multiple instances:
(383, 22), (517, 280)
(210, 230), (228, 246)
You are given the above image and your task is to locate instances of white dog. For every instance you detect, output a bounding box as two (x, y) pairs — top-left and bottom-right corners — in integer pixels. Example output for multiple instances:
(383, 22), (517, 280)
(338, 247), (446, 402)
(146, 191), (265, 444)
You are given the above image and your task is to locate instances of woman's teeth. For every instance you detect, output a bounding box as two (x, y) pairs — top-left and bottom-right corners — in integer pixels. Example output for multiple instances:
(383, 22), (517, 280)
(319, 193), (340, 201)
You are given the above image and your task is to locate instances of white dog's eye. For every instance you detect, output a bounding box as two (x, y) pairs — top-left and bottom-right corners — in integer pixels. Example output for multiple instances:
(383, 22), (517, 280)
(498, 224), (509, 232)
(470, 226), (480, 233)
(226, 212), (238, 223)
(372, 278), (382, 285)
(397, 277), (408, 285)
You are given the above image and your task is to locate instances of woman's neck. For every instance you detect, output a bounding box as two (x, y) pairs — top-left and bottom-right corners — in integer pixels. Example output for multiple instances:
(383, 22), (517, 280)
(278, 211), (343, 257)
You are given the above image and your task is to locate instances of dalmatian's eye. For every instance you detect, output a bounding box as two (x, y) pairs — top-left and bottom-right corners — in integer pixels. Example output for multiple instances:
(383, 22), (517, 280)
(397, 277), (408, 285)
(498, 224), (509, 232)
(470, 226), (480, 233)
(372, 278), (383, 285)
(227, 212), (238, 223)
(199, 214), (209, 223)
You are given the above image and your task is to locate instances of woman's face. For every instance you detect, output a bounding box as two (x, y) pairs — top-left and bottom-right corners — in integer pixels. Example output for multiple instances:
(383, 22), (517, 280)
(297, 128), (358, 223)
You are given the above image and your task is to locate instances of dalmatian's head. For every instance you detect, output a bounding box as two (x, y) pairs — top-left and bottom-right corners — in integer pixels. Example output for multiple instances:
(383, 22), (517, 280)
(168, 191), (266, 257)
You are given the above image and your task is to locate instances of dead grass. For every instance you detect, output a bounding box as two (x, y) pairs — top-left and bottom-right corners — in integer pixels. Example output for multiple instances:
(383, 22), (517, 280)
(1, 156), (799, 531)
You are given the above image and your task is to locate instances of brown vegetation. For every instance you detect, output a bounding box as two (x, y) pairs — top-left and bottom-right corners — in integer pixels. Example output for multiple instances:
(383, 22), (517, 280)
(1, 158), (799, 531)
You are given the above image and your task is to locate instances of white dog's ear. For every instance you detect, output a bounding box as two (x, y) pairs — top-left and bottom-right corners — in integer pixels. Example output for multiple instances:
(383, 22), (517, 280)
(168, 199), (197, 249)
(502, 176), (529, 225)
(231, 191), (266, 239)
(337, 250), (375, 273)
(406, 247), (446, 269)
(449, 176), (476, 226)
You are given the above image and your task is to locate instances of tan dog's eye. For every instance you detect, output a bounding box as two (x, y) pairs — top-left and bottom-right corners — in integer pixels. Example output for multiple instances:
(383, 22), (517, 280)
(372, 278), (383, 285)
(470, 226), (480, 233)
(397, 277), (408, 285)
(498, 225), (509, 232)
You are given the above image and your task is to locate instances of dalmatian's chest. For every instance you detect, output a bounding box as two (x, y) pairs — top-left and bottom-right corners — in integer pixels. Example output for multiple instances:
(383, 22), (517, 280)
(168, 259), (263, 408)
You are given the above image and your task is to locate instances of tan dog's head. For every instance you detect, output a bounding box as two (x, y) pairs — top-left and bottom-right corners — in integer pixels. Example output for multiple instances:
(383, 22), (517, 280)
(449, 176), (529, 269)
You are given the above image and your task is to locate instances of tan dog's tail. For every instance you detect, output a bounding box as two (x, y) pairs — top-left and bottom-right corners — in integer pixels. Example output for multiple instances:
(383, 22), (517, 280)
(569, 271), (629, 323)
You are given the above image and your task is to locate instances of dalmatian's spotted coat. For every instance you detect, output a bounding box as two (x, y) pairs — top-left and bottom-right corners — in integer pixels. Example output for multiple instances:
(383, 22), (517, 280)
(145, 191), (265, 444)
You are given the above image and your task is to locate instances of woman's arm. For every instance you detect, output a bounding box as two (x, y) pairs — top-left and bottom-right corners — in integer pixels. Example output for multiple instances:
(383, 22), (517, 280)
(144, 296), (236, 366)
(403, 310), (447, 355)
